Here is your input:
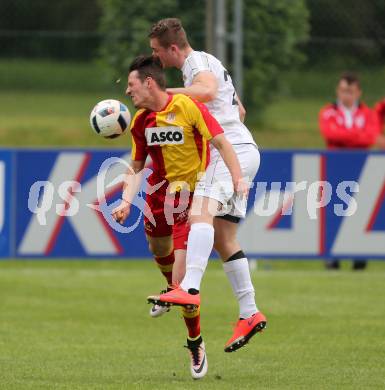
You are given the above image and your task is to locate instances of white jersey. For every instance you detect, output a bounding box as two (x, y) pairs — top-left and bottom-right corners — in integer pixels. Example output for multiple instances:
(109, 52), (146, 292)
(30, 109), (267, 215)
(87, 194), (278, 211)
(181, 50), (256, 146)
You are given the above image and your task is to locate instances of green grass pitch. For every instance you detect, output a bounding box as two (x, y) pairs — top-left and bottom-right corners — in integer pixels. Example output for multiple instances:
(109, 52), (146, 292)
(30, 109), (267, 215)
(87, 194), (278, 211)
(1, 260), (384, 389)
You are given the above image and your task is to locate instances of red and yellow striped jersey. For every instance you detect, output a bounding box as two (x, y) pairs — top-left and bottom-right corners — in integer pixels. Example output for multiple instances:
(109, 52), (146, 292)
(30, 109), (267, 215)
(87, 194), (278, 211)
(130, 93), (223, 191)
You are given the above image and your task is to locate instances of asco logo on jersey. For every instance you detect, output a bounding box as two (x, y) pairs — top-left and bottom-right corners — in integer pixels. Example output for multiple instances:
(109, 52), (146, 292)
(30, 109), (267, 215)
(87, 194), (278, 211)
(145, 126), (184, 145)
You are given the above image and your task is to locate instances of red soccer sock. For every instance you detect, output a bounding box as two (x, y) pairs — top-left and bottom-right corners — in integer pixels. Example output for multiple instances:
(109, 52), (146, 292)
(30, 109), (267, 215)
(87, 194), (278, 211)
(154, 252), (175, 286)
(182, 305), (201, 339)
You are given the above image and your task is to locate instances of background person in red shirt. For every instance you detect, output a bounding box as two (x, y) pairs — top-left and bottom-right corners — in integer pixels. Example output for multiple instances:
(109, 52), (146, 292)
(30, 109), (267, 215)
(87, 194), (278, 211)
(319, 72), (380, 270)
(374, 98), (385, 149)
(319, 72), (379, 149)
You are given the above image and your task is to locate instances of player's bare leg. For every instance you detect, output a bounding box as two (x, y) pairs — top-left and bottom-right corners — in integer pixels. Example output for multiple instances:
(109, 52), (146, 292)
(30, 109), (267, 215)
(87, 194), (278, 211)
(172, 249), (186, 285)
(146, 235), (174, 317)
(214, 217), (267, 352)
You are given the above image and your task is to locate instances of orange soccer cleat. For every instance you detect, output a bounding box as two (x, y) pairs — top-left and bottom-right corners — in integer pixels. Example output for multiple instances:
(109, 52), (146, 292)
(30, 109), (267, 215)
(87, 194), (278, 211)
(224, 311), (267, 353)
(147, 287), (200, 308)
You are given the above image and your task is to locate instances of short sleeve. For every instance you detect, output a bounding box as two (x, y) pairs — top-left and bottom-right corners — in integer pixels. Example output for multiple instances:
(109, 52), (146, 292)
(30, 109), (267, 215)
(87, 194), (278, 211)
(183, 96), (223, 140)
(130, 110), (148, 161)
(184, 52), (211, 79)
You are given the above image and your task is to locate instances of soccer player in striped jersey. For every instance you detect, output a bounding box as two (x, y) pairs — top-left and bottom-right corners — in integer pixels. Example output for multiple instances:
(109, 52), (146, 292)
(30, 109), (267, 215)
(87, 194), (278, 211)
(112, 55), (247, 379)
(147, 18), (267, 353)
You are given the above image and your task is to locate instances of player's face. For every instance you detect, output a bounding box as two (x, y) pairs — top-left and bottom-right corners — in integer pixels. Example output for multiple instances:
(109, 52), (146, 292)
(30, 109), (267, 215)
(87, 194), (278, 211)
(126, 71), (151, 108)
(336, 80), (361, 108)
(150, 38), (176, 68)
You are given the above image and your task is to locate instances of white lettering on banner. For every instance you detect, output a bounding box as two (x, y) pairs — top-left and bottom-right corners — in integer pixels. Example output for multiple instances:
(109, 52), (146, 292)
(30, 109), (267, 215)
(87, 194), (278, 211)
(253, 182), (283, 216)
(19, 153), (88, 254)
(282, 181), (307, 216)
(307, 181), (332, 220)
(70, 155), (133, 252)
(334, 181), (359, 217)
(19, 153), (130, 255)
(56, 181), (81, 217)
(0, 162), (4, 233)
(62, 153), (131, 253)
(94, 157), (158, 235)
(239, 155), (321, 255)
(332, 155), (385, 256)
(27, 181), (55, 225)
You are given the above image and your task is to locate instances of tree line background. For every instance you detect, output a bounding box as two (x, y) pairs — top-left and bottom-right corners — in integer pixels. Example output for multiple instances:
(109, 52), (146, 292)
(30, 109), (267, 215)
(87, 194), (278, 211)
(1, 0), (384, 149)
(1, 0), (384, 113)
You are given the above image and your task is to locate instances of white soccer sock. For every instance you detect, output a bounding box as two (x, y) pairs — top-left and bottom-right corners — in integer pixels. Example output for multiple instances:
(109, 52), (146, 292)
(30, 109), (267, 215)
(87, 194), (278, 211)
(223, 257), (258, 319)
(180, 223), (214, 292)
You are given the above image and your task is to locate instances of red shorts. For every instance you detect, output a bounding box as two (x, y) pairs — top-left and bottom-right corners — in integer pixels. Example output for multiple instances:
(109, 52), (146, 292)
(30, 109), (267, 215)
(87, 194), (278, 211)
(144, 185), (192, 250)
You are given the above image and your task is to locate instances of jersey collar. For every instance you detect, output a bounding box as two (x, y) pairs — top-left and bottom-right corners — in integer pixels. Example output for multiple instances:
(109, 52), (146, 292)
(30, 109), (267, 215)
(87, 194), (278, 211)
(157, 93), (173, 112)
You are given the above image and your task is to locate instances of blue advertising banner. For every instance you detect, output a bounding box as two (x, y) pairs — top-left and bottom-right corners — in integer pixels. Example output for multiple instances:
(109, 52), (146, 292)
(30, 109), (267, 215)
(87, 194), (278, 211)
(4, 148), (385, 259)
(15, 149), (150, 258)
(239, 150), (385, 259)
(0, 150), (13, 258)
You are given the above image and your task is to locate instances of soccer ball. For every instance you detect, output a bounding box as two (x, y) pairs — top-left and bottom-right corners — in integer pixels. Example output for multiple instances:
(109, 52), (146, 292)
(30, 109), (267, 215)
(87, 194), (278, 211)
(90, 99), (131, 138)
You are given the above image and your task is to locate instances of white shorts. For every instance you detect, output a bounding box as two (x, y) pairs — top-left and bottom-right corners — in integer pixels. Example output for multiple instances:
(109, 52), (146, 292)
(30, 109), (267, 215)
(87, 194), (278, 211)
(194, 143), (260, 219)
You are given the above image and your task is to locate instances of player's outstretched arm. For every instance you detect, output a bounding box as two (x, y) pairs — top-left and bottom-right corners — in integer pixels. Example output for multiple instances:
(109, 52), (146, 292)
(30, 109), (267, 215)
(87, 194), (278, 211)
(210, 134), (248, 196)
(112, 159), (145, 224)
(167, 71), (218, 103)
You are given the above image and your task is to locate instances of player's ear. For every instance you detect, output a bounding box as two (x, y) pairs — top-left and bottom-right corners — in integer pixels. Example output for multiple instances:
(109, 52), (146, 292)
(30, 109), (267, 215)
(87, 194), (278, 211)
(170, 44), (178, 55)
(147, 77), (159, 91)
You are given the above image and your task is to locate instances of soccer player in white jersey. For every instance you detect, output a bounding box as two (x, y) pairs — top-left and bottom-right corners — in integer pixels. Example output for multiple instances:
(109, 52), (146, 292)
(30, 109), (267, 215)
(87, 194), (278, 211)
(147, 18), (267, 353)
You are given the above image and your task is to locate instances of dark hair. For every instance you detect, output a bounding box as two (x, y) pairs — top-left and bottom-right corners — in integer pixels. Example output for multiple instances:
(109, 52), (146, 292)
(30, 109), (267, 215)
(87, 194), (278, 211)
(339, 72), (360, 87)
(128, 55), (166, 90)
(149, 18), (189, 49)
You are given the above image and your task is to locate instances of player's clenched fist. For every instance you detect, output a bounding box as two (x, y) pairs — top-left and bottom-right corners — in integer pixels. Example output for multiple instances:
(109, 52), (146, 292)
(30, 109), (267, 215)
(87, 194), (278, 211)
(112, 200), (131, 224)
(234, 177), (250, 198)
